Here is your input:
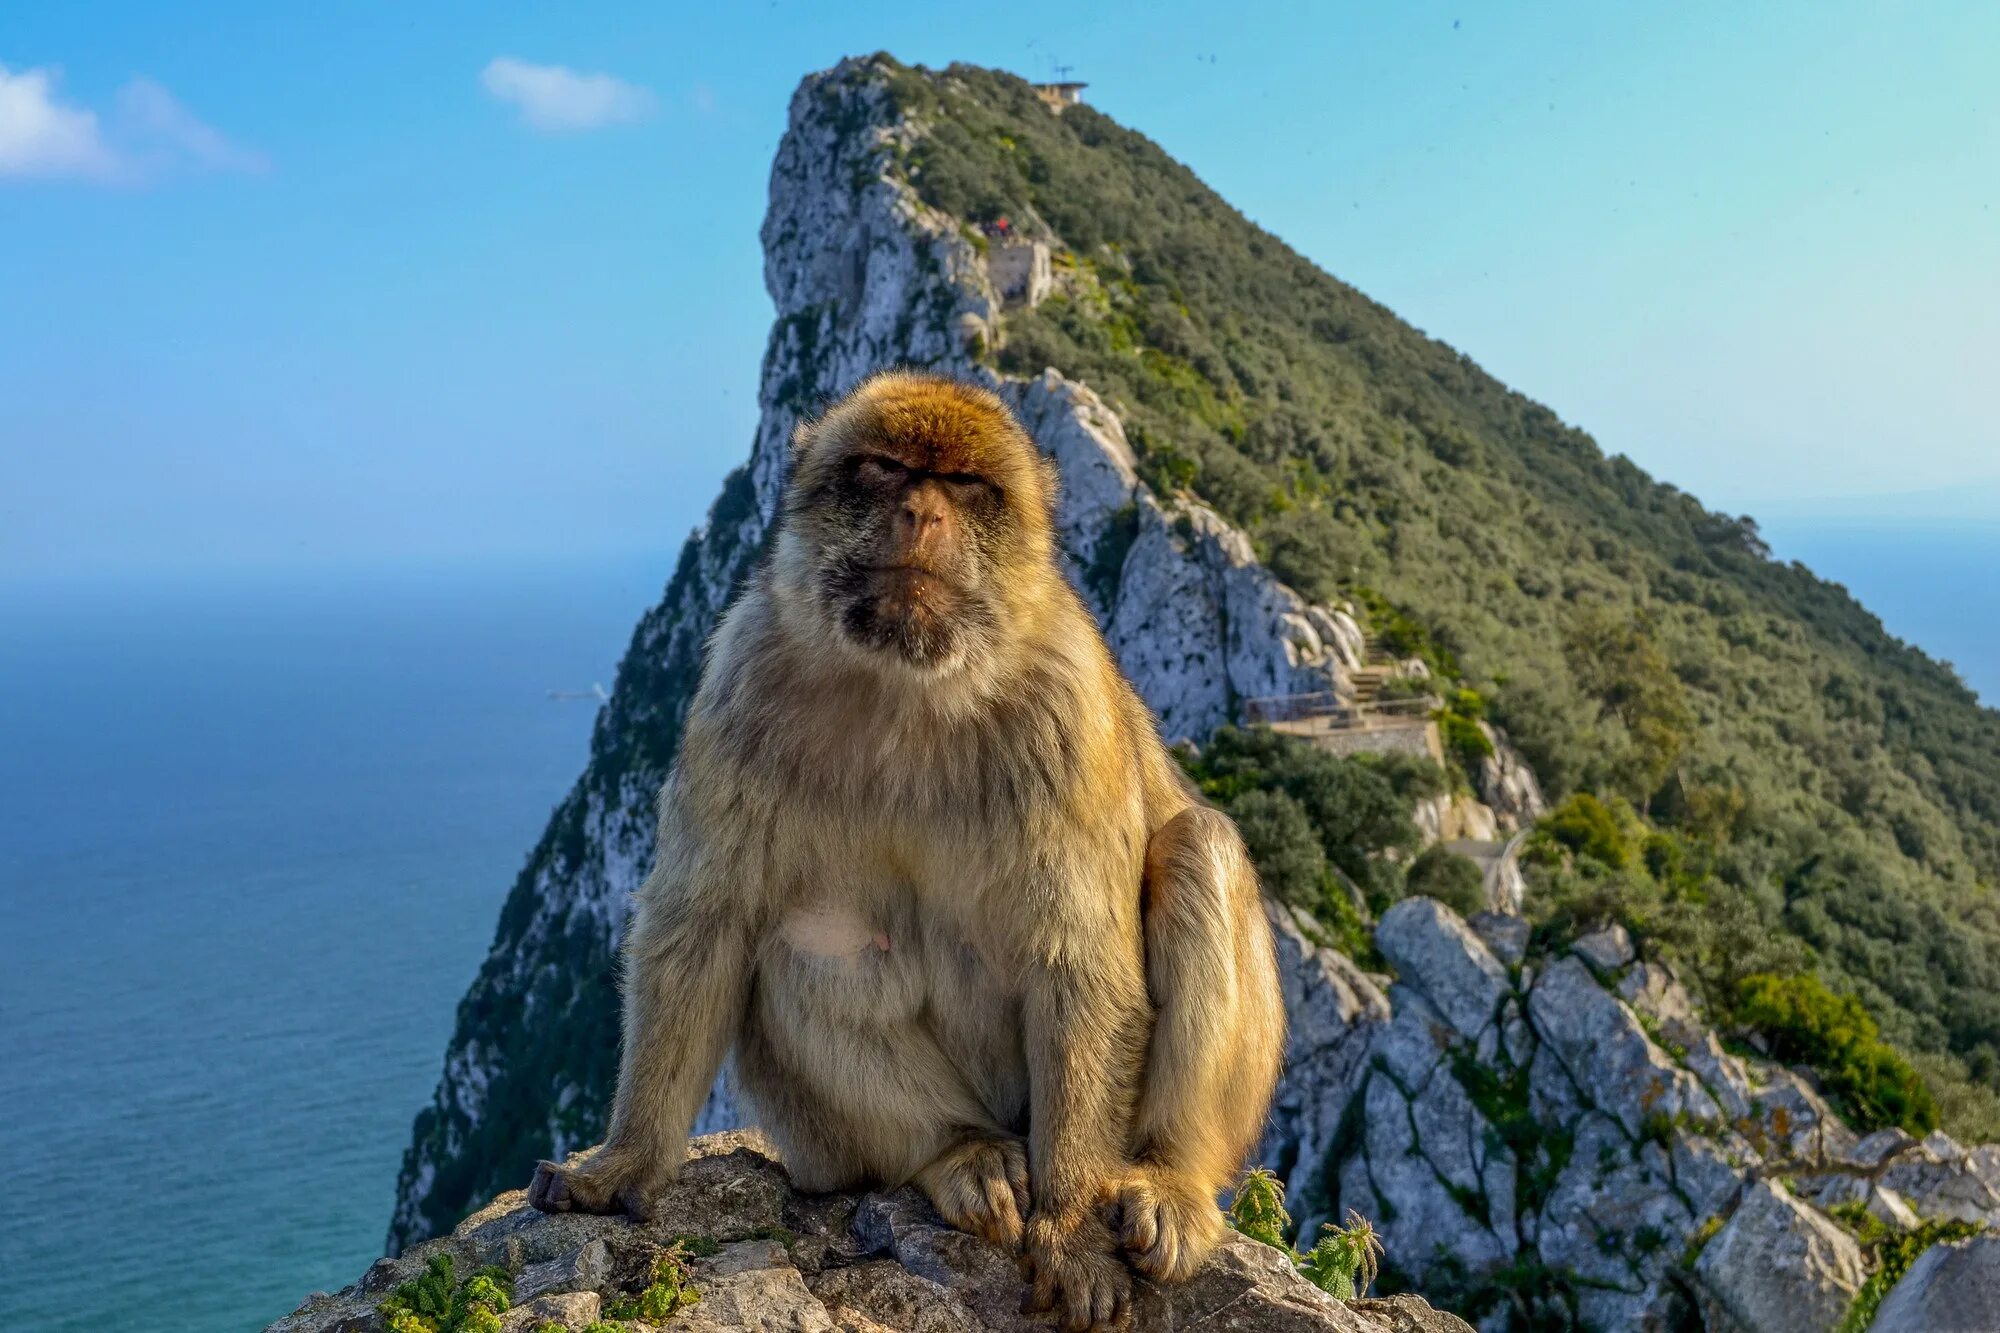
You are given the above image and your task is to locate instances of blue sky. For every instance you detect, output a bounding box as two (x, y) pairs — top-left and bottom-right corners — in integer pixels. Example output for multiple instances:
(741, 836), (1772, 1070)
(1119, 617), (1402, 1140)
(4, 1), (1996, 581)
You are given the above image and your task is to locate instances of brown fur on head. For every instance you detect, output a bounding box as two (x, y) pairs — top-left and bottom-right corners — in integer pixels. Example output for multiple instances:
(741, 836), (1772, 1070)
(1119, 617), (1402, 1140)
(774, 371), (1061, 674)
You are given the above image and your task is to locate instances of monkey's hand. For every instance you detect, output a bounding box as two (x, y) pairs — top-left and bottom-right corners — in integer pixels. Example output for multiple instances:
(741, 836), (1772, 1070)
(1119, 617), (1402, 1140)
(1022, 1210), (1131, 1331)
(916, 1134), (1032, 1249)
(526, 1151), (664, 1221)
(1111, 1166), (1224, 1284)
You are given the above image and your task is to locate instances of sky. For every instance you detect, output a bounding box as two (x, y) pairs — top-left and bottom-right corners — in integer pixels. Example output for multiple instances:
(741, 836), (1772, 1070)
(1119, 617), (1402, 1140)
(3, 1), (1997, 584)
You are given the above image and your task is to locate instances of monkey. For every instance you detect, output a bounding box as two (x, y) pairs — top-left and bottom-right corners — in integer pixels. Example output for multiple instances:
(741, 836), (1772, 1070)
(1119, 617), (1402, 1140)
(527, 370), (1286, 1330)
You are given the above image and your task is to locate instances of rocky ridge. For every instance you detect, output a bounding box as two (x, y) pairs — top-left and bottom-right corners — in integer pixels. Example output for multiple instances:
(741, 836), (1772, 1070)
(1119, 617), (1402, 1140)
(290, 1133), (1473, 1333)
(375, 55), (2000, 1332)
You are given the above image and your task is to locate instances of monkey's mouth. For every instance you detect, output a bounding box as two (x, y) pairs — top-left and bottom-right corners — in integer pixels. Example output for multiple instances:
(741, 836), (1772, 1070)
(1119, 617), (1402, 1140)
(827, 561), (969, 667)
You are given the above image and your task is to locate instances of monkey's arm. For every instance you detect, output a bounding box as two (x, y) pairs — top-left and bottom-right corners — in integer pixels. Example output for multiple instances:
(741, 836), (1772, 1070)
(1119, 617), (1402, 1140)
(1018, 873), (1151, 1330)
(528, 794), (754, 1219)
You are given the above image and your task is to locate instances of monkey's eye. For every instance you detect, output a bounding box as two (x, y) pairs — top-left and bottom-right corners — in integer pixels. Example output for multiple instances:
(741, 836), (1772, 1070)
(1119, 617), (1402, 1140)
(940, 471), (999, 500)
(854, 455), (909, 485)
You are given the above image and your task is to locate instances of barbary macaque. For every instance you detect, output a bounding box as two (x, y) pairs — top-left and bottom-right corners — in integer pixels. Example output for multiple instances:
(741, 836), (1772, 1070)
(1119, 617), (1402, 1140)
(529, 371), (1285, 1329)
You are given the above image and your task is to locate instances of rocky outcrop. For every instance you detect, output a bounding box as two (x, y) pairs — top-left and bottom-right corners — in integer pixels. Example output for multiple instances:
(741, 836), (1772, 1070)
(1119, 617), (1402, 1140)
(1252, 895), (2000, 1332)
(1866, 1231), (2000, 1333)
(287, 1133), (1472, 1333)
(1692, 1181), (1865, 1333)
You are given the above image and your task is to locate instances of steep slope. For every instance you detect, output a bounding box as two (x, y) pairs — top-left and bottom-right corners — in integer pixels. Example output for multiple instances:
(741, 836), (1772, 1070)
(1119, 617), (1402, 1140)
(391, 52), (2000, 1304)
(881, 63), (2000, 1107)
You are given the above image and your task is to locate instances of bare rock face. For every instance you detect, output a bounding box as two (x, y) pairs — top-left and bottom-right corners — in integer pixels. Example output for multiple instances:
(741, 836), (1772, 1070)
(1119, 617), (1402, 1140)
(278, 1133), (1472, 1333)
(1692, 1180), (1866, 1333)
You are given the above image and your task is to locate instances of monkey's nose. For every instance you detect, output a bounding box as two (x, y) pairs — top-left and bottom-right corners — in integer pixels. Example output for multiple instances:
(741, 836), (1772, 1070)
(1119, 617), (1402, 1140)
(900, 501), (947, 537)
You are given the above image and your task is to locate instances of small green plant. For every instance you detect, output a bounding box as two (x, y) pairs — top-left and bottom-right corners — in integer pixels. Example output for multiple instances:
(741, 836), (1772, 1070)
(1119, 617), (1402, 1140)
(378, 1253), (512, 1333)
(1679, 1214), (1724, 1268)
(1228, 1168), (1386, 1300)
(603, 1243), (702, 1322)
(1227, 1167), (1291, 1249)
(1298, 1211), (1385, 1301)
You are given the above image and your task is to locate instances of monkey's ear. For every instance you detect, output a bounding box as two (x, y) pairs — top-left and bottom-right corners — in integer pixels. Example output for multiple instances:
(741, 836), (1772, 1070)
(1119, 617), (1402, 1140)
(1037, 453), (1062, 508)
(790, 420), (816, 457)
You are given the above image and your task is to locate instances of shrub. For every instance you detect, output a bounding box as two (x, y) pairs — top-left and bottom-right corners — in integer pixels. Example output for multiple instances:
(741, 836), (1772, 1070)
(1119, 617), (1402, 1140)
(1533, 793), (1634, 870)
(1736, 973), (1938, 1134)
(1405, 846), (1487, 918)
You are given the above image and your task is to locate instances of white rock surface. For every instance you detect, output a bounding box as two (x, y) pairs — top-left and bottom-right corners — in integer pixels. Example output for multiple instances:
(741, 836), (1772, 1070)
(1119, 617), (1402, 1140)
(1693, 1180), (1867, 1333)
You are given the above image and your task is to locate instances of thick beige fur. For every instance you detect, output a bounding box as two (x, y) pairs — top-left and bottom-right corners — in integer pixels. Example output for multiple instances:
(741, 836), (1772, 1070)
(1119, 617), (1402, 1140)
(527, 372), (1286, 1330)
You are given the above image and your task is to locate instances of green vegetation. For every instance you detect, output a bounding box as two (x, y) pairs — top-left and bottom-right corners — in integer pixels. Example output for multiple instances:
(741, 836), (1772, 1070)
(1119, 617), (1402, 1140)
(1405, 845), (1488, 919)
(1831, 1213), (1985, 1333)
(1178, 726), (1449, 959)
(875, 58), (2000, 1126)
(1523, 787), (1946, 1134)
(379, 1254), (512, 1333)
(1228, 1168), (1385, 1300)
(1736, 973), (1937, 1134)
(603, 1245), (703, 1323)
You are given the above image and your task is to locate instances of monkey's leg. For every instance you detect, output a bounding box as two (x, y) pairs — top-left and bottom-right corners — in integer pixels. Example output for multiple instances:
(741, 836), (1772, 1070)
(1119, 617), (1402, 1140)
(1018, 902), (1152, 1331)
(529, 840), (752, 1220)
(1115, 806), (1286, 1283)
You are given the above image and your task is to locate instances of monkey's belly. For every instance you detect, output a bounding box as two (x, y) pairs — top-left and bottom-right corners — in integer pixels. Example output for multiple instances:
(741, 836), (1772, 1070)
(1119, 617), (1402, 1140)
(752, 904), (1029, 1136)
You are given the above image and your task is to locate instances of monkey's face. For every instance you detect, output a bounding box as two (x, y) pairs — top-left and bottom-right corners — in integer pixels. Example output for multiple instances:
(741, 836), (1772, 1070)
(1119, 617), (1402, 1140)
(779, 374), (1055, 674)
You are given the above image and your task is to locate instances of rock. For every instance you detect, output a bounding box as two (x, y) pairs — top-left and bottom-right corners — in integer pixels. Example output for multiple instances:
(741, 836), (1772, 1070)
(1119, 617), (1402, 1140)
(1880, 1146), (2000, 1226)
(1572, 923), (1634, 972)
(1348, 1294), (1477, 1332)
(275, 1132), (1471, 1333)
(514, 1236), (609, 1300)
(1866, 1231), (2000, 1333)
(1258, 901), (1389, 1229)
(1527, 956), (1719, 1139)
(1848, 1128), (1918, 1170)
(1692, 1179), (1866, 1333)
(1374, 898), (1509, 1042)
(500, 1290), (601, 1330)
(1749, 1067), (1860, 1165)
(1465, 911), (1528, 968)
(1474, 727), (1546, 833)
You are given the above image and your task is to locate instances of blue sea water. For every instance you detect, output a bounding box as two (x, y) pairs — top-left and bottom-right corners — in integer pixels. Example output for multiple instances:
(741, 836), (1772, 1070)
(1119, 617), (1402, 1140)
(1758, 519), (1998, 705)
(0, 556), (669, 1332)
(0, 525), (1991, 1333)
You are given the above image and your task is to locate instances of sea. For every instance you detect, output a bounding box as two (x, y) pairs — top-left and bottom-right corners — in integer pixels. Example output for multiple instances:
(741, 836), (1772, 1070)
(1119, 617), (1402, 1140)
(0, 525), (1992, 1332)
(0, 554), (670, 1332)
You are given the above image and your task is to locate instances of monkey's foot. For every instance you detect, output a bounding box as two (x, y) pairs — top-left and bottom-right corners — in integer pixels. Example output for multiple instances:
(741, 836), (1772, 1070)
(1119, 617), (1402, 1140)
(1023, 1211), (1132, 1332)
(915, 1133), (1031, 1249)
(527, 1153), (661, 1221)
(1110, 1166), (1223, 1284)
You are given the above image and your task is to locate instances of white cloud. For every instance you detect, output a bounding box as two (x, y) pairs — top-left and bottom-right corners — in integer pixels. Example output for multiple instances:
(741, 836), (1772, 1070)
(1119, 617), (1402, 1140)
(0, 61), (265, 185)
(481, 57), (654, 133)
(116, 77), (269, 175)
(0, 63), (120, 180)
